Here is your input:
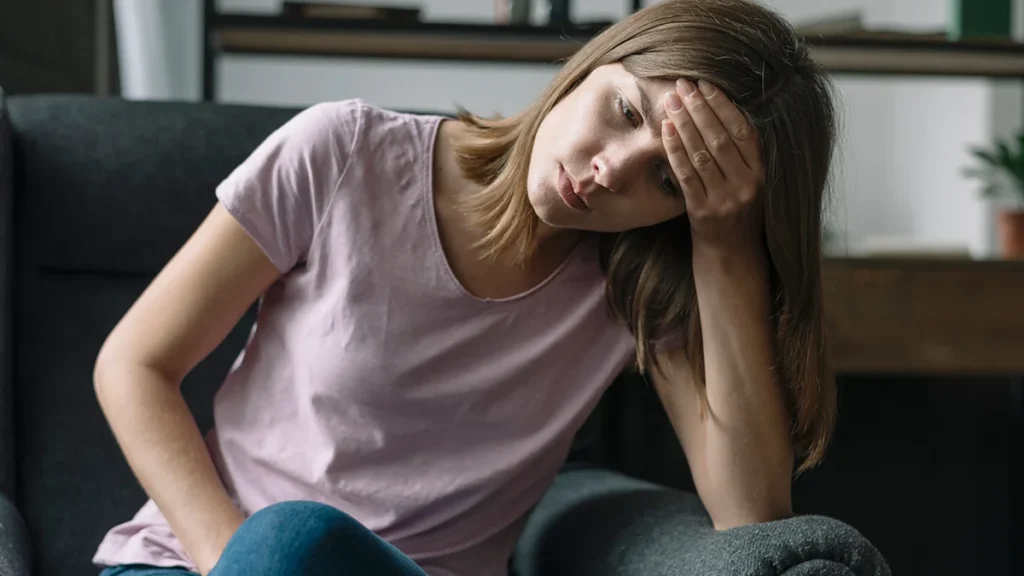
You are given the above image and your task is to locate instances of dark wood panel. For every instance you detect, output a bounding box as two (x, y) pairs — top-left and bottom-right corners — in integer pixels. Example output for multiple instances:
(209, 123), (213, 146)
(216, 27), (581, 63)
(0, 0), (116, 95)
(824, 257), (1024, 374)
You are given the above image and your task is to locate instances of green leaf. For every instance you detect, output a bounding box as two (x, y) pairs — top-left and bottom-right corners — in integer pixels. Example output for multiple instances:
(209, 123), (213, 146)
(996, 141), (1013, 167)
(1013, 142), (1024, 182)
(1009, 137), (1024, 174)
(966, 133), (1024, 199)
(970, 147), (999, 166)
(962, 164), (987, 175)
(980, 183), (1002, 198)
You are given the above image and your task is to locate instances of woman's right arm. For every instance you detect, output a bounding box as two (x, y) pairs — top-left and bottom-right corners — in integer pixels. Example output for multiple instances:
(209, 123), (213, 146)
(94, 203), (283, 576)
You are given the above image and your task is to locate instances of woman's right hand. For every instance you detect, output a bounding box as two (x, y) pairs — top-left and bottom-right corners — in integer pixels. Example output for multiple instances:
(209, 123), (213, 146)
(94, 203), (281, 575)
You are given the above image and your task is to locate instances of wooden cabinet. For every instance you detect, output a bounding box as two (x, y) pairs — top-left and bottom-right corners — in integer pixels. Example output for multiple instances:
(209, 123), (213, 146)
(824, 258), (1024, 374)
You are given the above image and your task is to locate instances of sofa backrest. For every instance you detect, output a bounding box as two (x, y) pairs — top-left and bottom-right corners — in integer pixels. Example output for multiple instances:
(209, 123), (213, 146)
(0, 88), (13, 502)
(3, 92), (303, 576)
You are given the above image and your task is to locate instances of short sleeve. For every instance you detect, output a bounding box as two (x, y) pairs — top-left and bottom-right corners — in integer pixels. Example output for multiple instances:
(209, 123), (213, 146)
(215, 99), (363, 273)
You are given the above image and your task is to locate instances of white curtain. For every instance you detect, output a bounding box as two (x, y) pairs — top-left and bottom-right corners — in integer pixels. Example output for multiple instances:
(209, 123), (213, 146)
(113, 0), (201, 100)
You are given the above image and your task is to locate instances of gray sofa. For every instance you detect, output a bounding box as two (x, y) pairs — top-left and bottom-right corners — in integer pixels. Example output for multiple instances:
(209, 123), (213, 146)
(0, 89), (891, 576)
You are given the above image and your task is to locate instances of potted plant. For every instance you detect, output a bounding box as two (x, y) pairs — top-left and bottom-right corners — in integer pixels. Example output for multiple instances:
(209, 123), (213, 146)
(963, 132), (1024, 259)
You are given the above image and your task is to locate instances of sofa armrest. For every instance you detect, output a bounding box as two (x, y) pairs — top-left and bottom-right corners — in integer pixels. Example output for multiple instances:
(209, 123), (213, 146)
(0, 493), (30, 576)
(512, 468), (890, 576)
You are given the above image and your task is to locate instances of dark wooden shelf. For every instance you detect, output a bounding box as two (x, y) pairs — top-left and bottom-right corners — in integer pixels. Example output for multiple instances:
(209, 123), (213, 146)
(823, 257), (1024, 374)
(805, 31), (1024, 78)
(211, 15), (604, 64)
(208, 14), (1024, 77)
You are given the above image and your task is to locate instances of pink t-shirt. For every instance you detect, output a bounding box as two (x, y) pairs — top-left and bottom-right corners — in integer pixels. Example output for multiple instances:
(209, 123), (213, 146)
(92, 99), (636, 576)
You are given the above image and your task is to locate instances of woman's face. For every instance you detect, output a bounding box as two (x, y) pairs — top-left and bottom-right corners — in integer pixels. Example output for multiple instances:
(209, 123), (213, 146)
(527, 63), (689, 233)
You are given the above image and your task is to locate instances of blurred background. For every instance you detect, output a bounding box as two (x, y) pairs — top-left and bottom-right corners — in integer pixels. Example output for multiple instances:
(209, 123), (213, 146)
(4, 0), (1024, 259)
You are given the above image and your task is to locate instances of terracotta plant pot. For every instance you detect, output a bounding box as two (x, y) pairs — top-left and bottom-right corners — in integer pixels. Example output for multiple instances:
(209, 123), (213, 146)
(996, 209), (1024, 259)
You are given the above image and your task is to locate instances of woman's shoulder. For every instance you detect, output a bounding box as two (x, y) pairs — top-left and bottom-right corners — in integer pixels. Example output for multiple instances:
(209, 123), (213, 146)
(312, 97), (447, 129)
(267, 98), (444, 179)
(301, 98), (444, 160)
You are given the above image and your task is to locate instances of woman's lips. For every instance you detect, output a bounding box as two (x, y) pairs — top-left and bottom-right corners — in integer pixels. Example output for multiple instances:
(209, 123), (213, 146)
(558, 164), (589, 212)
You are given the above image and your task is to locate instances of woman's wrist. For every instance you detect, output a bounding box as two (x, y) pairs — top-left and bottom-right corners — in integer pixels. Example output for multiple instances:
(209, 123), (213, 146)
(692, 239), (768, 285)
(194, 513), (245, 576)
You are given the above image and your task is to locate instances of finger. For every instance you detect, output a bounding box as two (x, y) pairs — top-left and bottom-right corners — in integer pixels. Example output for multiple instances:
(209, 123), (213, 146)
(662, 118), (705, 212)
(668, 86), (725, 191)
(696, 80), (762, 173)
(678, 79), (748, 179)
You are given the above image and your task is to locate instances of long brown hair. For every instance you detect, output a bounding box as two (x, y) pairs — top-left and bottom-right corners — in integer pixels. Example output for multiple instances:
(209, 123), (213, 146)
(453, 0), (838, 472)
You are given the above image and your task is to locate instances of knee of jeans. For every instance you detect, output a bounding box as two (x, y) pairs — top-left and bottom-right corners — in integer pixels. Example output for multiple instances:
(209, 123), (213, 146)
(243, 500), (354, 539)
(215, 501), (372, 574)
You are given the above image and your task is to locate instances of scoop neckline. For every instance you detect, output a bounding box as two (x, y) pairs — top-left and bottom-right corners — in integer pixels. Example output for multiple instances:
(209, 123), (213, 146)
(423, 116), (585, 306)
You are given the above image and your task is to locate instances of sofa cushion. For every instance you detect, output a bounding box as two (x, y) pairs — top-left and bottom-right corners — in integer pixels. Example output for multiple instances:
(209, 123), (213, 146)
(8, 95), (300, 274)
(14, 270), (256, 576)
(7, 94), (296, 576)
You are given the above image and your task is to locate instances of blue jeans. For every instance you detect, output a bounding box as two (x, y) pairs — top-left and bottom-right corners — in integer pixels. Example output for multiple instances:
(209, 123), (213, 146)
(99, 501), (429, 576)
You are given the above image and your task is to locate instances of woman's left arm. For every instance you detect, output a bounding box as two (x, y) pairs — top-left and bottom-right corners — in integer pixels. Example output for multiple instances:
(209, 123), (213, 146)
(650, 78), (794, 530)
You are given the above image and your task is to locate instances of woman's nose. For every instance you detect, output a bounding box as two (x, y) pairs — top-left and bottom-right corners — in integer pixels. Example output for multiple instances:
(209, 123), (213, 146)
(592, 145), (645, 193)
(592, 152), (631, 193)
(591, 155), (615, 192)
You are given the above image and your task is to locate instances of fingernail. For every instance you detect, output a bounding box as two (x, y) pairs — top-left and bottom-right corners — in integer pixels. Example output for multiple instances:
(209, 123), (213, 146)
(698, 80), (716, 97)
(662, 119), (676, 138)
(666, 93), (682, 112)
(677, 78), (697, 96)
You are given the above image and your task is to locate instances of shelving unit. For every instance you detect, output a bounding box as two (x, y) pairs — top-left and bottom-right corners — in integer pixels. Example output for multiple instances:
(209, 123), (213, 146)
(201, 3), (1024, 100)
(804, 31), (1024, 77)
(208, 19), (1024, 75)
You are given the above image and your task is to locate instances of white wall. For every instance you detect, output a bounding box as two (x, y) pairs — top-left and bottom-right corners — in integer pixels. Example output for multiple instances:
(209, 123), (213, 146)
(768, 0), (1004, 257)
(114, 0), (202, 100)
(116, 0), (1023, 258)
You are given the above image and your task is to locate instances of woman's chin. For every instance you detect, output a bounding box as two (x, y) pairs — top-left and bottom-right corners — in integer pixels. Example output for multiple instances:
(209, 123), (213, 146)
(525, 190), (557, 220)
(533, 203), (576, 230)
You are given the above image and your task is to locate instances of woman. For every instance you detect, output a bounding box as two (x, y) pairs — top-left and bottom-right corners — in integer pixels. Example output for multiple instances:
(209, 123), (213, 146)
(92, 0), (838, 575)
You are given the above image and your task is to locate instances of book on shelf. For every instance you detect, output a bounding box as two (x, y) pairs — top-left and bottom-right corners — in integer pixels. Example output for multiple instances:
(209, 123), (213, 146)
(798, 12), (941, 41)
(281, 2), (421, 23)
(796, 11), (866, 36)
(795, 9), (1024, 46)
(858, 236), (973, 260)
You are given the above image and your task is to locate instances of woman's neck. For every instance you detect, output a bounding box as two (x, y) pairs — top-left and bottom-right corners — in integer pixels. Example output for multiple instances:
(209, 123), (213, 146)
(431, 119), (580, 298)
(435, 119), (579, 265)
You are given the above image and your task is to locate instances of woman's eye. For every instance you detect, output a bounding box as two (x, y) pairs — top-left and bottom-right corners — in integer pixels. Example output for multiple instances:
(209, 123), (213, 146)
(616, 94), (639, 127)
(659, 169), (680, 196)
